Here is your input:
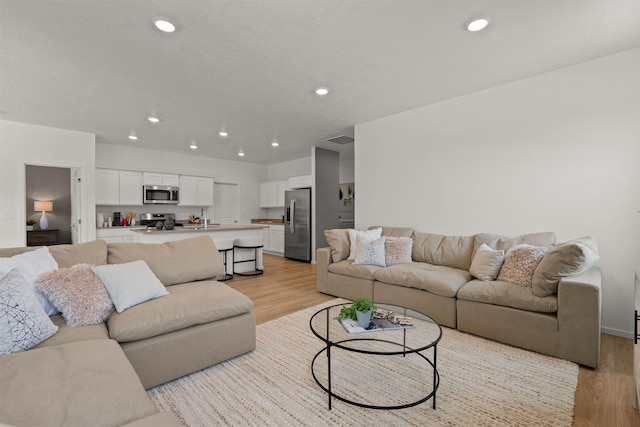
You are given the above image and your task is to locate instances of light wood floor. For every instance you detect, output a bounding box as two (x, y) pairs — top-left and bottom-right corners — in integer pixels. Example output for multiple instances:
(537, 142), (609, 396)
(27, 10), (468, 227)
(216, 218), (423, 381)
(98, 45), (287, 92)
(226, 254), (639, 426)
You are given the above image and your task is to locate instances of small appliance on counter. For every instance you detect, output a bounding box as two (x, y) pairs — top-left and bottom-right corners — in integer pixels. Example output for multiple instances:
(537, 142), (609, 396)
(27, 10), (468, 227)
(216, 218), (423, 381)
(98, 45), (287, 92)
(113, 212), (122, 227)
(139, 213), (183, 228)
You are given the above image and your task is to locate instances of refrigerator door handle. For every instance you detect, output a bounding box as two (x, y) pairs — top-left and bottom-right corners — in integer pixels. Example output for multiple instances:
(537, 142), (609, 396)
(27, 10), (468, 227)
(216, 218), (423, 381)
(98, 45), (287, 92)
(289, 199), (295, 233)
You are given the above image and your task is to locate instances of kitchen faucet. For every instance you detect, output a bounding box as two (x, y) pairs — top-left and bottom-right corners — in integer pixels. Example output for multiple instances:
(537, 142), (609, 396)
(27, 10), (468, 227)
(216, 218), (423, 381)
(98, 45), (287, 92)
(201, 208), (207, 229)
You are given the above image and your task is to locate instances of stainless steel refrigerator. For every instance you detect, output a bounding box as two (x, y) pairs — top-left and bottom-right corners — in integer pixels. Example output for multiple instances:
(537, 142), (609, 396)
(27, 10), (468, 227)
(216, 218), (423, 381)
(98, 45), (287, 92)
(284, 189), (311, 262)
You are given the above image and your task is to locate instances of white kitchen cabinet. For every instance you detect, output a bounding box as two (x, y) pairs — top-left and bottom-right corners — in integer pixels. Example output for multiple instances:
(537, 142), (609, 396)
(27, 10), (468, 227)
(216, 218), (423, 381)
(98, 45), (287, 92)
(95, 169), (120, 205)
(288, 174), (312, 189)
(179, 175), (214, 206)
(276, 180), (289, 207)
(143, 172), (179, 187)
(96, 228), (136, 243)
(95, 169), (142, 206)
(260, 182), (277, 207)
(262, 224), (284, 255)
(119, 171), (143, 205)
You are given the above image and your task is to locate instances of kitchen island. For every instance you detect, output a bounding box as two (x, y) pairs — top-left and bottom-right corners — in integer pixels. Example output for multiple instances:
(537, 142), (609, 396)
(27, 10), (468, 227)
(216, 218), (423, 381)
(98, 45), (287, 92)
(102, 224), (267, 275)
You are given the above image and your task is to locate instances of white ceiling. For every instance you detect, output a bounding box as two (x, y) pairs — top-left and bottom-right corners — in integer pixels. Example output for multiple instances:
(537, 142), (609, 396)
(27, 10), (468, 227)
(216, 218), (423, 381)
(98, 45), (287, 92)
(1, 1), (638, 165)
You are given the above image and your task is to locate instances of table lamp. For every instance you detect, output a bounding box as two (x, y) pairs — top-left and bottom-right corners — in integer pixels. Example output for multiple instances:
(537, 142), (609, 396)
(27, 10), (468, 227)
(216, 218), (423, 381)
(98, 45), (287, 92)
(34, 201), (53, 230)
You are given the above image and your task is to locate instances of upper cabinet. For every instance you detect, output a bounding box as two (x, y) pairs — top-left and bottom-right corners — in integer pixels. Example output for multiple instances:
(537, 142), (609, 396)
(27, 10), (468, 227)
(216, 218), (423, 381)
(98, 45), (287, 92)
(179, 176), (214, 206)
(96, 169), (143, 206)
(142, 172), (179, 187)
(260, 180), (289, 208)
(288, 174), (312, 189)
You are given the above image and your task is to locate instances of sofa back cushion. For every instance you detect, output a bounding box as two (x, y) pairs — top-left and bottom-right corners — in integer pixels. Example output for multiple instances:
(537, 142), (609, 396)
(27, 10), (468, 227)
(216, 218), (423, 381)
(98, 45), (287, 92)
(412, 232), (475, 270)
(49, 240), (108, 268)
(531, 236), (599, 297)
(368, 226), (415, 238)
(107, 235), (225, 286)
(473, 232), (556, 256)
(0, 247), (35, 258)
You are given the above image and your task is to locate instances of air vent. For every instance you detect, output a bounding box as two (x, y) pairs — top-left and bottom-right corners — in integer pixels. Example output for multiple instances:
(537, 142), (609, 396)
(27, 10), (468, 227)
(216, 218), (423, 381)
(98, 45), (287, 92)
(326, 135), (354, 145)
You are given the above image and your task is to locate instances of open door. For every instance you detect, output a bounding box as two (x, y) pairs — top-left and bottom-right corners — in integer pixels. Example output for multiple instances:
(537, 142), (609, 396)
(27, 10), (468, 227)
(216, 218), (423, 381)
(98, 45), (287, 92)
(70, 168), (82, 244)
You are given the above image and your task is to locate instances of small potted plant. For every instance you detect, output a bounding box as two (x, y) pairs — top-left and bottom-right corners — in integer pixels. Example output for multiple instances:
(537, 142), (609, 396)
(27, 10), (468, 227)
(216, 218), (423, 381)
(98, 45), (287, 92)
(335, 298), (377, 328)
(26, 219), (37, 231)
(164, 216), (175, 230)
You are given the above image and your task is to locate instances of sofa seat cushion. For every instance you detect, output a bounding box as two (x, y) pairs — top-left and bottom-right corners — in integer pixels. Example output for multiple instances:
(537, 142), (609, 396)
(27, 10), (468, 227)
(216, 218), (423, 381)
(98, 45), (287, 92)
(34, 314), (109, 349)
(374, 263), (472, 298)
(327, 259), (383, 280)
(0, 339), (158, 427)
(107, 280), (254, 343)
(457, 279), (558, 313)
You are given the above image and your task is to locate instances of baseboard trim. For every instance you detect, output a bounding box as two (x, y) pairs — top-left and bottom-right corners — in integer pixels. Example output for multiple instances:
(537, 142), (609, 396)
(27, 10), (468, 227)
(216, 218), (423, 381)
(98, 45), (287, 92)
(601, 326), (633, 339)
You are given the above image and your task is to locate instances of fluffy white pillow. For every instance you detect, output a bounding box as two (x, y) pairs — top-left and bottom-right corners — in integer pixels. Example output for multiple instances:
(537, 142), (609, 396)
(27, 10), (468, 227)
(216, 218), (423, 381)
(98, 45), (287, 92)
(0, 268), (58, 354)
(2, 248), (59, 315)
(469, 243), (505, 281)
(348, 228), (382, 260)
(384, 236), (413, 266)
(35, 264), (114, 326)
(91, 260), (168, 313)
(353, 235), (386, 267)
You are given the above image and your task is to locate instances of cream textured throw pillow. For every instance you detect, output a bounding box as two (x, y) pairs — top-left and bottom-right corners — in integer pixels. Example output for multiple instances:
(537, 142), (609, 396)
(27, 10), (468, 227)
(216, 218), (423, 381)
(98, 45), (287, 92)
(323, 229), (351, 263)
(348, 228), (382, 260)
(497, 245), (548, 287)
(469, 243), (505, 281)
(0, 268), (58, 354)
(5, 247), (59, 315)
(35, 264), (114, 326)
(91, 260), (168, 313)
(353, 235), (386, 267)
(384, 236), (413, 266)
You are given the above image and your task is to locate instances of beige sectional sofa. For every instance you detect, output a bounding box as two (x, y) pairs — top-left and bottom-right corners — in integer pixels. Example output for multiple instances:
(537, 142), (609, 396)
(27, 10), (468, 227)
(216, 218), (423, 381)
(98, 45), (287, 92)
(317, 226), (601, 368)
(0, 235), (256, 426)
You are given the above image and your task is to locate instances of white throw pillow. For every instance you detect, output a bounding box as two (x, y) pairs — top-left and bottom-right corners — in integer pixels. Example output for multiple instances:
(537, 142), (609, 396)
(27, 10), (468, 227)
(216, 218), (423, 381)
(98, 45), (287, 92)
(353, 235), (386, 267)
(0, 268), (58, 355)
(348, 228), (382, 260)
(2, 248), (59, 315)
(469, 243), (505, 281)
(91, 260), (169, 313)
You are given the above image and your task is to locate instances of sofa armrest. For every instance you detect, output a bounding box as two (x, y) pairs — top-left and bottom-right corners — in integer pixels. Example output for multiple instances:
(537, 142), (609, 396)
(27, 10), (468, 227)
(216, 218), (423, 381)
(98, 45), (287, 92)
(316, 247), (332, 293)
(557, 266), (602, 367)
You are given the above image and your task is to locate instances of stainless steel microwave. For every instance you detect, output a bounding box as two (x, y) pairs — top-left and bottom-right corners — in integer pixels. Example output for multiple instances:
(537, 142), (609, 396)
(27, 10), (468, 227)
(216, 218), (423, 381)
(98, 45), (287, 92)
(143, 185), (179, 204)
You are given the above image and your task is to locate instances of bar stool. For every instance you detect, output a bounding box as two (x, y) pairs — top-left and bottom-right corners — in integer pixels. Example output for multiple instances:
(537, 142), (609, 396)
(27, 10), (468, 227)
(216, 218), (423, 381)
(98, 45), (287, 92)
(216, 240), (234, 281)
(233, 237), (264, 276)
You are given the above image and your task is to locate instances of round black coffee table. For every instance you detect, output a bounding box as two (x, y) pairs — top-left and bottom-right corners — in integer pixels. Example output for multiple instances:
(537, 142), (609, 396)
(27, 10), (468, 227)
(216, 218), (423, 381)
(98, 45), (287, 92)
(309, 302), (442, 410)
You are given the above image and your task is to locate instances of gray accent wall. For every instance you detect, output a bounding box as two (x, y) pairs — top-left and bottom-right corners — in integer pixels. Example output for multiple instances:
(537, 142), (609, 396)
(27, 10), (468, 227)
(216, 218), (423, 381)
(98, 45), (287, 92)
(313, 147), (340, 251)
(26, 165), (72, 244)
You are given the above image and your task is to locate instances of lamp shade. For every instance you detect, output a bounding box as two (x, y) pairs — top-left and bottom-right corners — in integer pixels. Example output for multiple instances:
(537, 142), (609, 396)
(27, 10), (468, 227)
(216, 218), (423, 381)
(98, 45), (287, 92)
(34, 201), (53, 212)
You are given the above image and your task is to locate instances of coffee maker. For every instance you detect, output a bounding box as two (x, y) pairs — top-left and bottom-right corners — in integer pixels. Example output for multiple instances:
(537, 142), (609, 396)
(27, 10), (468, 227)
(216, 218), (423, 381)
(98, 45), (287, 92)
(113, 212), (122, 226)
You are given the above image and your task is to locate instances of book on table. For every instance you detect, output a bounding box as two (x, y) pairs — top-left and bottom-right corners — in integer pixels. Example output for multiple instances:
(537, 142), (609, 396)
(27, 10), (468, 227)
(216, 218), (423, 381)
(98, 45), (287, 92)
(339, 317), (416, 334)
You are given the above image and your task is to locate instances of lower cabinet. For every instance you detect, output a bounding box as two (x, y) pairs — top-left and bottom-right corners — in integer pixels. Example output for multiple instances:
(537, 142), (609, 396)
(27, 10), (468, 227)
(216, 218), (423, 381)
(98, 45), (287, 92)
(262, 225), (284, 255)
(96, 228), (135, 243)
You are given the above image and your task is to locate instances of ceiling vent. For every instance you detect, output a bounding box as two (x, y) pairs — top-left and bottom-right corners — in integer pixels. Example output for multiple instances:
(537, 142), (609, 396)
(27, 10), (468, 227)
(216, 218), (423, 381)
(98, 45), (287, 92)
(326, 135), (354, 145)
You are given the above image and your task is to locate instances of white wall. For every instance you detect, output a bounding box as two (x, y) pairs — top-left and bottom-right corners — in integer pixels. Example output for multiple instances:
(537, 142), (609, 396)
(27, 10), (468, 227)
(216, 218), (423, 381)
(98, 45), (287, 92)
(355, 48), (640, 337)
(266, 156), (311, 181)
(0, 120), (96, 247)
(339, 158), (355, 184)
(96, 143), (267, 225)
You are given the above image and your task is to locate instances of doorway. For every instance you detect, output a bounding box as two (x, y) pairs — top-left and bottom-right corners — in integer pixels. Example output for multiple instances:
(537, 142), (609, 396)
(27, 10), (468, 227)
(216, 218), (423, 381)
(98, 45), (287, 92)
(26, 165), (82, 245)
(214, 183), (239, 225)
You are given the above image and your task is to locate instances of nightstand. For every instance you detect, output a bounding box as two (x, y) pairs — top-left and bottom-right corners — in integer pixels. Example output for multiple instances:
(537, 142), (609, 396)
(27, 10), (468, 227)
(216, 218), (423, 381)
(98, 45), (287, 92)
(27, 229), (60, 246)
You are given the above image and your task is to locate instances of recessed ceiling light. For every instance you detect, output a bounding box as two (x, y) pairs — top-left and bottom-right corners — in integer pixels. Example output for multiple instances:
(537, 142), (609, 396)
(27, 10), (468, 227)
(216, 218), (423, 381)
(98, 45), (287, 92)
(128, 134), (138, 141)
(467, 18), (489, 32)
(154, 18), (176, 33)
(271, 140), (279, 147)
(219, 131), (228, 137)
(147, 116), (160, 123)
(238, 150), (245, 157)
(189, 141), (198, 150)
(315, 87), (329, 96)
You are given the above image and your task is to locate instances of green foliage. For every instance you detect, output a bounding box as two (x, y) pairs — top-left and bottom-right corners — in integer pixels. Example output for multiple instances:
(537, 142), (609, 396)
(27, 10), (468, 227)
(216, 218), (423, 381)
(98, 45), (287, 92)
(26, 219), (37, 225)
(334, 298), (377, 321)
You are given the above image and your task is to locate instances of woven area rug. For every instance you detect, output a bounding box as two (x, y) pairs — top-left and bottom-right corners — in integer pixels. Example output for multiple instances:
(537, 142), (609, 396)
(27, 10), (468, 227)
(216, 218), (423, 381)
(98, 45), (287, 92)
(148, 299), (578, 426)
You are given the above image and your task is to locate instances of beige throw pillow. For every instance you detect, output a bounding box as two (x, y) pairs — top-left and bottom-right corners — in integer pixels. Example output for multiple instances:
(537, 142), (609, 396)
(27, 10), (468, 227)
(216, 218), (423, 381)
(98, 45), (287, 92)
(469, 243), (505, 281)
(323, 229), (351, 263)
(497, 245), (548, 287)
(532, 237), (599, 297)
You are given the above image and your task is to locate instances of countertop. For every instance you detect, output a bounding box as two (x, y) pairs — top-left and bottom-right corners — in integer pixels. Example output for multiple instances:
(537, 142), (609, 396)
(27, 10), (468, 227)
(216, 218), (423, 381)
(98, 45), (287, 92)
(251, 218), (284, 224)
(130, 224), (267, 234)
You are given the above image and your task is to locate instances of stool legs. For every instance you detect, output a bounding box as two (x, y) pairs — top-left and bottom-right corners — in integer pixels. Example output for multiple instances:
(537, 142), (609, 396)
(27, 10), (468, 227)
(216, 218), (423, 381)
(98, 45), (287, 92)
(218, 248), (234, 281)
(232, 245), (264, 276)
